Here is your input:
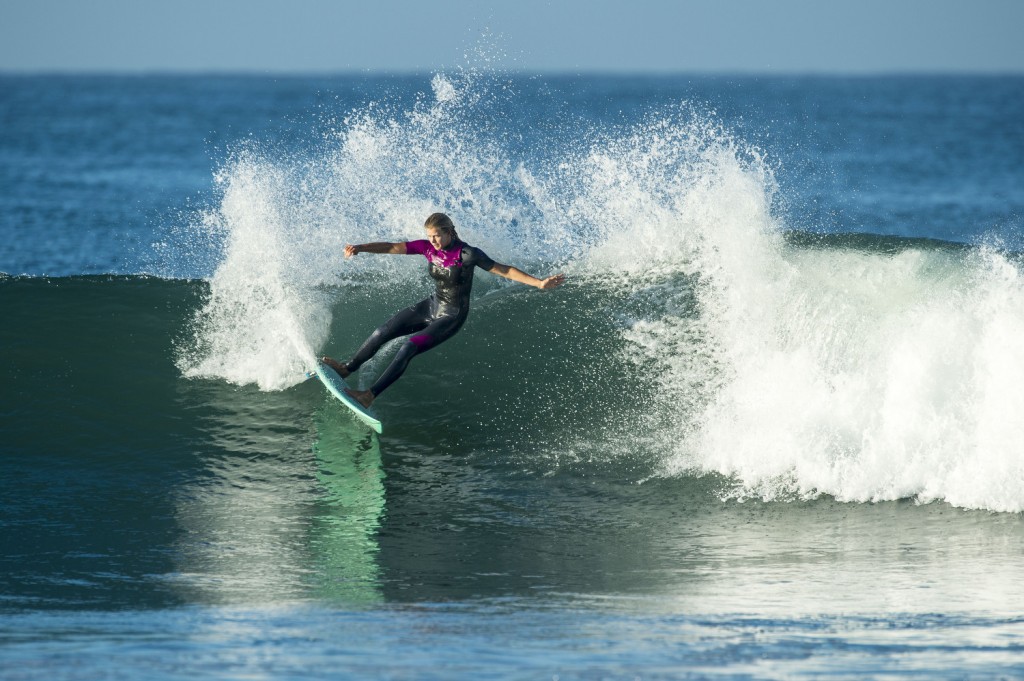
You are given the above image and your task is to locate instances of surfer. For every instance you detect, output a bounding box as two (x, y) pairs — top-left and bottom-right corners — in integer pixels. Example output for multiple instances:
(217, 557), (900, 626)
(322, 212), (566, 408)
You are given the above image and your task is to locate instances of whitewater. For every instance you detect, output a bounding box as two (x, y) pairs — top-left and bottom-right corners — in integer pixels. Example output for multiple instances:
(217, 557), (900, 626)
(171, 73), (1024, 513)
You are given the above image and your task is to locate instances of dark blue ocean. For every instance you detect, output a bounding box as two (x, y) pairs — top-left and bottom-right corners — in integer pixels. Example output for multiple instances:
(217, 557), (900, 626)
(3, 72), (1024, 679)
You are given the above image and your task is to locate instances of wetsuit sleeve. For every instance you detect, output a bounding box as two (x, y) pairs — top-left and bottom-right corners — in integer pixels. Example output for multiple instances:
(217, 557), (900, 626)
(405, 240), (431, 256)
(463, 246), (495, 271)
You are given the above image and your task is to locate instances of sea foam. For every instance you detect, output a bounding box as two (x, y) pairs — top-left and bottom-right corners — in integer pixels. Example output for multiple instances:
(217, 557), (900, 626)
(176, 71), (1024, 512)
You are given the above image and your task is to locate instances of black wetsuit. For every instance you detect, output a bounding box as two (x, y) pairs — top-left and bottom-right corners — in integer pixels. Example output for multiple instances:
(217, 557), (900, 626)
(343, 239), (495, 396)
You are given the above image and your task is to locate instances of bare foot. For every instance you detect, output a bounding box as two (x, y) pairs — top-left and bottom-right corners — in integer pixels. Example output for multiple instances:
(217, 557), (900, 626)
(345, 388), (375, 409)
(321, 356), (350, 378)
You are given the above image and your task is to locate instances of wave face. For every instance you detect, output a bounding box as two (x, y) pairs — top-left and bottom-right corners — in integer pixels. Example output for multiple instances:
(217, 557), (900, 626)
(160, 73), (1024, 512)
(9, 74), (1020, 513)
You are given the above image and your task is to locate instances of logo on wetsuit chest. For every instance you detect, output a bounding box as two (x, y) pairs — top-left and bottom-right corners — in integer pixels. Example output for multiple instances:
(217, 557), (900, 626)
(429, 264), (461, 285)
(431, 263), (453, 277)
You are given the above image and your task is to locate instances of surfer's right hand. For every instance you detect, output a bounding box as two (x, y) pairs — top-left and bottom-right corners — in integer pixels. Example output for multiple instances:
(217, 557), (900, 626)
(344, 244), (359, 258)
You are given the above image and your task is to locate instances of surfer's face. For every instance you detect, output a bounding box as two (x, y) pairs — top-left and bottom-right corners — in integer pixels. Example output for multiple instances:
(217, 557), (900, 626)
(426, 227), (453, 250)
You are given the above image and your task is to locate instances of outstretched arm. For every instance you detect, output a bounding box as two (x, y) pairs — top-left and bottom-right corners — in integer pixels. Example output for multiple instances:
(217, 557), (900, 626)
(487, 262), (566, 290)
(344, 242), (408, 258)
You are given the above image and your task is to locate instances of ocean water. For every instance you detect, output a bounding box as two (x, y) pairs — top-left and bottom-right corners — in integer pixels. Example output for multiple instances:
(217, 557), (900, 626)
(2, 72), (1024, 679)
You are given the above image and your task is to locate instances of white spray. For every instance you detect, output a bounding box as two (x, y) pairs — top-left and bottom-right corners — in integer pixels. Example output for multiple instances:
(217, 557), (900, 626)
(175, 72), (1024, 512)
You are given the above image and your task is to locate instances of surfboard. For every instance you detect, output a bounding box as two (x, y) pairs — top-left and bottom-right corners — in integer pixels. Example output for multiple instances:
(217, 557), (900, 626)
(309, 360), (383, 434)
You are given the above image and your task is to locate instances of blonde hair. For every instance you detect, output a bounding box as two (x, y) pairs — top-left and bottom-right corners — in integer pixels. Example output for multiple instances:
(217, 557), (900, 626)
(424, 212), (460, 242)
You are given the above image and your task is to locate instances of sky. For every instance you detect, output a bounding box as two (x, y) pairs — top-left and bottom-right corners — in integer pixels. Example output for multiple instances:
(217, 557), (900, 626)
(1, 0), (1022, 74)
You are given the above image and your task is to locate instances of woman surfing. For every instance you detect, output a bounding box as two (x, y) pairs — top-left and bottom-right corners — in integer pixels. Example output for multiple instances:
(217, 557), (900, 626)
(323, 213), (566, 408)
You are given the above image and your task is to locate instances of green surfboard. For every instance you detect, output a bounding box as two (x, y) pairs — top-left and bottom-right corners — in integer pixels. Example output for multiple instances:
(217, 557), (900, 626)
(311, 360), (383, 434)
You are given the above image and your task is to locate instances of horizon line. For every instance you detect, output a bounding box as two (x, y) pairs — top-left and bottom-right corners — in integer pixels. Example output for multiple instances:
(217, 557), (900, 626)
(3, 66), (1023, 78)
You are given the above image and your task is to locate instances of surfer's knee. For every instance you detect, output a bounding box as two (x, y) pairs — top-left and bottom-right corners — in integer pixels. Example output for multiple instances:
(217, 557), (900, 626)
(394, 337), (429, 362)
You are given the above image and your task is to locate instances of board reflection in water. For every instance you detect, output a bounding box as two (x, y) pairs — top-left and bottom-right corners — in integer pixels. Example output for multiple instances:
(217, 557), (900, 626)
(165, 381), (384, 606)
(311, 406), (385, 606)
